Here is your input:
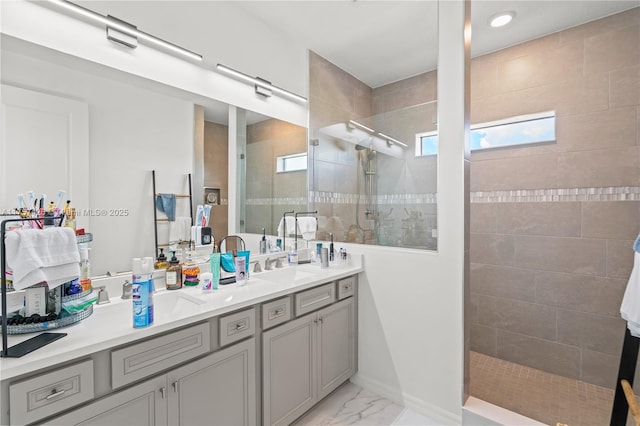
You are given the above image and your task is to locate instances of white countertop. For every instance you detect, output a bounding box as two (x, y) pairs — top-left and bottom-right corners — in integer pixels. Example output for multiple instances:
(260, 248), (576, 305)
(0, 256), (363, 381)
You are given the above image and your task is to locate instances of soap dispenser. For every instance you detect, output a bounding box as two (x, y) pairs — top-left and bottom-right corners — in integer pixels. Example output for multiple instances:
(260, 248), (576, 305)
(154, 248), (168, 269)
(260, 228), (267, 254)
(165, 251), (182, 290)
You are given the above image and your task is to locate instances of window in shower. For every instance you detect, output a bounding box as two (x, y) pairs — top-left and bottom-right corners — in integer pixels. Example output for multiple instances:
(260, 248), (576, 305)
(276, 152), (307, 173)
(415, 111), (556, 156)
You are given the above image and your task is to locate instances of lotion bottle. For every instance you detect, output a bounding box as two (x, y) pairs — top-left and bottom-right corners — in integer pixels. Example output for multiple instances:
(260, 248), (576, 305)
(165, 251), (182, 290)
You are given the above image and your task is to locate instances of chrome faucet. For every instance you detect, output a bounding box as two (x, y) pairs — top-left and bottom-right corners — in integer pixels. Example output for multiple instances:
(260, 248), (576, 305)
(251, 260), (262, 273)
(264, 256), (286, 270)
(121, 280), (132, 299)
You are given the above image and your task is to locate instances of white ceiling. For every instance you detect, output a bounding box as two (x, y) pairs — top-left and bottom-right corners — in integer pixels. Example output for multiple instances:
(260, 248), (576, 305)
(64, 0), (639, 123)
(236, 0), (639, 88)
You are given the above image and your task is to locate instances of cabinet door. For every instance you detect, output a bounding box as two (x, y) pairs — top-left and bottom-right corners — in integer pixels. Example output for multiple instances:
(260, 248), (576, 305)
(317, 297), (356, 400)
(263, 314), (317, 426)
(40, 375), (167, 426)
(168, 338), (256, 426)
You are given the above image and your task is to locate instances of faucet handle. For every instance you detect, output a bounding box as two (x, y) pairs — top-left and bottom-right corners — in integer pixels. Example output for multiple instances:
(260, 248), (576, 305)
(121, 280), (132, 299)
(96, 286), (110, 305)
(251, 260), (262, 273)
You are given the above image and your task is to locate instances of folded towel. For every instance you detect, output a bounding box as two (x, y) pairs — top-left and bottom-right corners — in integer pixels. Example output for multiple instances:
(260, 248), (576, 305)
(621, 250), (640, 338)
(169, 216), (192, 246)
(297, 217), (317, 240)
(5, 227), (81, 290)
(156, 193), (176, 222)
(277, 216), (296, 238)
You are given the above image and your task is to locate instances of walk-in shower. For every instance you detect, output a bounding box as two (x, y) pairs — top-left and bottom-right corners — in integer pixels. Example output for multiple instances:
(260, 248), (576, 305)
(355, 144), (376, 244)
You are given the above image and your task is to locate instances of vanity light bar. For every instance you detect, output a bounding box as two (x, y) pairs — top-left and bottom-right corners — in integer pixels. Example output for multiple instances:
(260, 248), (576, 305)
(47, 0), (203, 62)
(216, 64), (308, 103)
(348, 120), (375, 133)
(378, 132), (409, 148)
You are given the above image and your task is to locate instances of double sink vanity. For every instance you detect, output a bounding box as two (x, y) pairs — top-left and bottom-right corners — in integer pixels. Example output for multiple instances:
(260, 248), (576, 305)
(0, 256), (363, 426)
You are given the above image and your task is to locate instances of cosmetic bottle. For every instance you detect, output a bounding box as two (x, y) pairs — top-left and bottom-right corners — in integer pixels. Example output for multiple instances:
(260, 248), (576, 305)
(209, 250), (221, 290)
(260, 228), (267, 254)
(165, 251), (182, 290)
(182, 251), (200, 287)
(79, 247), (92, 292)
(288, 245), (299, 266)
(234, 256), (246, 286)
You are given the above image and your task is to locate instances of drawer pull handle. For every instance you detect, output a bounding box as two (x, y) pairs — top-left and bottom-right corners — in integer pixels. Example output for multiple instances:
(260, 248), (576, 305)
(160, 387), (166, 399)
(271, 308), (285, 318)
(343, 285), (351, 290)
(172, 381), (179, 393)
(318, 317), (324, 323)
(46, 389), (66, 400)
(235, 323), (247, 331)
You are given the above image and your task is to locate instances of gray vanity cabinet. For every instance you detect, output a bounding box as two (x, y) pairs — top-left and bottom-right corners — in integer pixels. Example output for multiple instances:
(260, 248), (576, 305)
(39, 375), (167, 426)
(40, 338), (255, 426)
(262, 297), (356, 426)
(167, 337), (256, 426)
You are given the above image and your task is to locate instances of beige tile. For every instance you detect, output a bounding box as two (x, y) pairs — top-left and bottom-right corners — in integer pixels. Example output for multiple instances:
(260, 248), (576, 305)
(471, 323), (497, 356)
(496, 202), (581, 237)
(470, 93), (513, 125)
(535, 271), (627, 317)
(582, 201), (640, 240)
(515, 235), (606, 275)
(470, 203), (496, 233)
(470, 54), (500, 100)
(585, 24), (640, 76)
(607, 239), (636, 278)
(559, 8), (640, 46)
(497, 330), (581, 379)
(581, 349), (620, 389)
(498, 41), (583, 92)
(509, 74), (609, 118)
(611, 65), (640, 108)
(556, 107), (638, 152)
(470, 233), (515, 266)
(492, 33), (560, 63)
(557, 309), (626, 355)
(469, 292), (479, 324)
(478, 295), (556, 340)
(557, 146), (640, 188)
(470, 154), (558, 191)
(471, 263), (535, 302)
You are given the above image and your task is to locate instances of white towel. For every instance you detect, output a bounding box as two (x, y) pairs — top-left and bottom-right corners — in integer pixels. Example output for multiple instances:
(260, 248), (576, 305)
(169, 216), (192, 244)
(5, 227), (80, 290)
(621, 251), (640, 337)
(277, 216), (297, 238)
(297, 217), (317, 240)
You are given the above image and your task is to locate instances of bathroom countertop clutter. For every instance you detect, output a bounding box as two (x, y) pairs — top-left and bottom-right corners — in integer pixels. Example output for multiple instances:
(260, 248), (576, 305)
(0, 255), (363, 381)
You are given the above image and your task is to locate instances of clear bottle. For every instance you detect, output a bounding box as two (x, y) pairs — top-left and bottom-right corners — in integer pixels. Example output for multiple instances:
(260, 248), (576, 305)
(165, 251), (182, 290)
(79, 247), (92, 292)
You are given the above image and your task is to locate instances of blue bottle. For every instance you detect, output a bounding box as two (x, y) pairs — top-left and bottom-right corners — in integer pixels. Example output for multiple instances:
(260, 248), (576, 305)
(132, 258), (153, 328)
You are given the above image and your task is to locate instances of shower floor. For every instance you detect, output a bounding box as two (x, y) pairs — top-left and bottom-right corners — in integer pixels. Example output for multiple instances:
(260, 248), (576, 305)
(470, 351), (635, 426)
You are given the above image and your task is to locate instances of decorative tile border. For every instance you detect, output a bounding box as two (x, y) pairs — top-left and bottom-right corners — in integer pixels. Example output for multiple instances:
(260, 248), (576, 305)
(471, 186), (640, 203)
(247, 187), (640, 207)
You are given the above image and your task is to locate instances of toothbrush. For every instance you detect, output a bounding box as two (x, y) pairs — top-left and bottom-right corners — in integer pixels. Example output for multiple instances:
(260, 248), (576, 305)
(54, 190), (66, 210)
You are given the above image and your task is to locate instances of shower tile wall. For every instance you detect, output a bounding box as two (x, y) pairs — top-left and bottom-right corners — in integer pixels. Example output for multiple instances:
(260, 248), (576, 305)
(469, 7), (640, 390)
(245, 119), (307, 235)
(204, 121), (229, 243)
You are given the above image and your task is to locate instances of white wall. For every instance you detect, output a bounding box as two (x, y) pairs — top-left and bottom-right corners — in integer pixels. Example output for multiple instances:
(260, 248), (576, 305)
(0, 0), (307, 127)
(1, 50), (194, 275)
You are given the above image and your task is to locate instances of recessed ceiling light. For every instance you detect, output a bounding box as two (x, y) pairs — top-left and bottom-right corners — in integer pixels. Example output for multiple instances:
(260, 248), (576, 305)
(489, 11), (515, 28)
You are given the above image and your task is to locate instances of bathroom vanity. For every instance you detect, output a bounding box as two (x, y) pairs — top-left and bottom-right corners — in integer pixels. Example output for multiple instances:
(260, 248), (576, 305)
(0, 260), (361, 426)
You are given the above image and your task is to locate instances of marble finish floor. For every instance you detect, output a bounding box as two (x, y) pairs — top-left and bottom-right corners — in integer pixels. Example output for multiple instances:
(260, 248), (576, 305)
(293, 382), (437, 426)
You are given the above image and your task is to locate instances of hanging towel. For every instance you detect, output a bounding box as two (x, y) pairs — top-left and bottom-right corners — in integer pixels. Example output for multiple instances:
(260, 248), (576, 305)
(4, 227), (81, 291)
(169, 217), (192, 245)
(297, 217), (317, 240)
(620, 235), (640, 338)
(156, 193), (176, 222)
(277, 216), (296, 238)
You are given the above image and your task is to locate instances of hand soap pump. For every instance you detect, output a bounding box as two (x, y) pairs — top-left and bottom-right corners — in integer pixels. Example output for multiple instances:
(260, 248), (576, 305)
(154, 248), (168, 269)
(165, 251), (182, 290)
(260, 228), (267, 254)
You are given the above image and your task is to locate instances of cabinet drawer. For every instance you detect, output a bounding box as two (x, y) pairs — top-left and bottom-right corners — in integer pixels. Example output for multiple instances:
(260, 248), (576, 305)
(262, 297), (292, 330)
(111, 322), (211, 389)
(220, 307), (256, 346)
(10, 359), (94, 425)
(295, 282), (336, 317)
(337, 276), (355, 300)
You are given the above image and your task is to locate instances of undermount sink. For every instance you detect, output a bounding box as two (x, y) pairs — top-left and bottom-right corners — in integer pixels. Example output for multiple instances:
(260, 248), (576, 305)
(253, 266), (316, 284)
(152, 291), (206, 322)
